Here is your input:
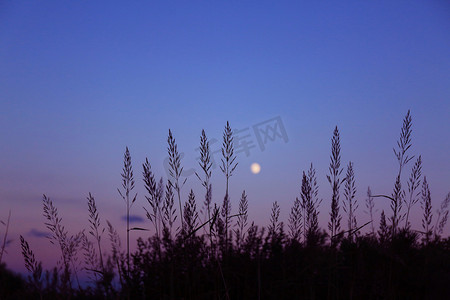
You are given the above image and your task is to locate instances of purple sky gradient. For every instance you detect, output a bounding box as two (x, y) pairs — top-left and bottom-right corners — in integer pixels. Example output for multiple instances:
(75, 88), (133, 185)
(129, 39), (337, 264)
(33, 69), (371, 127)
(1, 1), (449, 274)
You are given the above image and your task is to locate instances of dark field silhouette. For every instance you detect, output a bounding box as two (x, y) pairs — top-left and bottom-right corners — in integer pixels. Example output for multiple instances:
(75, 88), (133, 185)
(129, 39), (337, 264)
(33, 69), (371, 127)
(1, 111), (450, 299)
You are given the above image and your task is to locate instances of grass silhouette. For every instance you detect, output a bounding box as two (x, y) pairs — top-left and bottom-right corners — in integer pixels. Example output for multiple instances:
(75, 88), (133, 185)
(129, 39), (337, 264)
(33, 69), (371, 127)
(0, 111), (449, 299)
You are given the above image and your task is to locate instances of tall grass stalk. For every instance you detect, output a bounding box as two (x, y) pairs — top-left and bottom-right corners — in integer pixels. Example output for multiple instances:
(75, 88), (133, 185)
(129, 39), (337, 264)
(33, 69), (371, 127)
(327, 126), (342, 245)
(195, 129), (215, 258)
(306, 164), (321, 242)
(288, 196), (302, 243)
(87, 193), (105, 273)
(184, 189), (199, 236)
(371, 111), (414, 237)
(117, 147), (137, 276)
(343, 162), (358, 241)
(268, 201), (281, 241)
(220, 121), (238, 250)
(195, 130), (213, 239)
(378, 210), (389, 243)
(20, 235), (43, 298)
(143, 158), (163, 239)
(234, 190), (248, 250)
(405, 156), (422, 228)
(420, 176), (433, 244)
(326, 128), (343, 299)
(162, 181), (177, 237)
(301, 172), (311, 242)
(391, 110), (413, 235)
(167, 129), (186, 232)
(106, 220), (123, 286)
(43, 194), (83, 291)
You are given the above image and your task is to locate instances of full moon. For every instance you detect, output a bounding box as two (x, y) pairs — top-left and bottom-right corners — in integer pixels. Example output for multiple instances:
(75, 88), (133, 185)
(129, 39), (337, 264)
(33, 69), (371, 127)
(250, 163), (261, 174)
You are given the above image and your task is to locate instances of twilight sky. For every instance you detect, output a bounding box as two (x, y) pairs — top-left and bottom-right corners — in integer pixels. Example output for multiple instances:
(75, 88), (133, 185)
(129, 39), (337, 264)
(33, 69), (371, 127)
(1, 1), (449, 272)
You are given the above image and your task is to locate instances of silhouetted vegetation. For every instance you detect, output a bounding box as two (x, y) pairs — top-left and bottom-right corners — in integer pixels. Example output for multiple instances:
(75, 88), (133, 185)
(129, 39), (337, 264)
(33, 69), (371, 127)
(1, 111), (450, 299)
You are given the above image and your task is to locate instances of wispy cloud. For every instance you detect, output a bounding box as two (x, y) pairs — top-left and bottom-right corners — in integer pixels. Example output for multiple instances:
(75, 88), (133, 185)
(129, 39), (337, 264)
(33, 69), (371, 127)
(28, 228), (50, 239)
(121, 215), (145, 224)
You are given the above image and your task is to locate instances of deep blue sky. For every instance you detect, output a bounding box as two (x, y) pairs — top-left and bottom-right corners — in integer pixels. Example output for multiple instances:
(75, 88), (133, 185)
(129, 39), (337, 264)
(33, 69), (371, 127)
(0, 1), (449, 270)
